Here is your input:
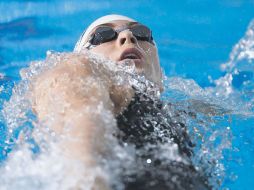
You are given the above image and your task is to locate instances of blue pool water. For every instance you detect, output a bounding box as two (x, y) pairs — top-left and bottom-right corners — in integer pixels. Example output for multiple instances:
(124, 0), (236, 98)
(0, 1), (254, 189)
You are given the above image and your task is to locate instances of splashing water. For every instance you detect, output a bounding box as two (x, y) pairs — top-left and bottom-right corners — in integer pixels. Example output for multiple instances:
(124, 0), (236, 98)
(0, 19), (254, 190)
(0, 51), (140, 190)
(162, 19), (254, 189)
(0, 51), (225, 189)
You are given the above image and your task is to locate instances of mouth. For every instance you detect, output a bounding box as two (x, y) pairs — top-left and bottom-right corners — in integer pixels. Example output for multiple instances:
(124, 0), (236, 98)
(119, 48), (143, 66)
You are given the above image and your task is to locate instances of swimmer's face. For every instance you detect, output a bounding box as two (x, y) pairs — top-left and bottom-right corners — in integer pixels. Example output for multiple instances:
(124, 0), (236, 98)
(87, 20), (162, 88)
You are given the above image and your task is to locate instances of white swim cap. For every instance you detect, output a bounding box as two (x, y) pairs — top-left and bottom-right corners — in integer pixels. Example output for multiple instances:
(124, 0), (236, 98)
(74, 14), (136, 52)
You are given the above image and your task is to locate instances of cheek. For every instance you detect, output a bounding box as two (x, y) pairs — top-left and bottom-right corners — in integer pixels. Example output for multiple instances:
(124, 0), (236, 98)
(140, 43), (159, 67)
(89, 43), (119, 61)
(139, 42), (161, 82)
(90, 45), (109, 57)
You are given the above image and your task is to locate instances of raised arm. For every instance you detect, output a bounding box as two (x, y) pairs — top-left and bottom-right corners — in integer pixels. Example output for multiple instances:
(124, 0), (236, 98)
(32, 53), (115, 189)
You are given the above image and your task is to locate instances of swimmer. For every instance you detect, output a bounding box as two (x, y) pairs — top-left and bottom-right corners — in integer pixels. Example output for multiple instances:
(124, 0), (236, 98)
(32, 15), (210, 190)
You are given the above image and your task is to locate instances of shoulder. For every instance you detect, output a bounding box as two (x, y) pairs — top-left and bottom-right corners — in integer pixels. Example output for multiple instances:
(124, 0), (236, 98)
(116, 91), (193, 155)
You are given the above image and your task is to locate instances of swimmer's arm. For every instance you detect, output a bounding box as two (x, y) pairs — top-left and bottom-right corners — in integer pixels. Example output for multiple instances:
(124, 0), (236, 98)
(32, 53), (114, 158)
(32, 53), (135, 157)
(32, 54), (113, 189)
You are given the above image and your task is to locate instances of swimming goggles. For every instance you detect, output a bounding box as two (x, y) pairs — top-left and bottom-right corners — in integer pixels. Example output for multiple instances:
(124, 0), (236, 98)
(84, 24), (154, 49)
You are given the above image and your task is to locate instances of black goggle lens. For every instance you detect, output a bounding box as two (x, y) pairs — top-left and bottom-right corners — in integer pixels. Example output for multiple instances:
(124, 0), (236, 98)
(90, 24), (153, 46)
(130, 25), (153, 42)
(91, 26), (117, 45)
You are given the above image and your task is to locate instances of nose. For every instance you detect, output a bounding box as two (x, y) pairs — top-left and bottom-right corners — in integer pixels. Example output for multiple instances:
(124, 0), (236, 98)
(117, 30), (137, 46)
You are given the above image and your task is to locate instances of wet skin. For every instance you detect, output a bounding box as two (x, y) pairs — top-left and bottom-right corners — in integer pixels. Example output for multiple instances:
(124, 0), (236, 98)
(31, 20), (163, 190)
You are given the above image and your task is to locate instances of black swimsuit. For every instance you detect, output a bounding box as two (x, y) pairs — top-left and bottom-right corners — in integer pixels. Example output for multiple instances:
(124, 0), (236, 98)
(116, 91), (211, 190)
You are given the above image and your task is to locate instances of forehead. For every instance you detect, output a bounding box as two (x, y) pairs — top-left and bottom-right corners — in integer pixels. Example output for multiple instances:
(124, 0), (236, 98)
(105, 20), (138, 28)
(91, 20), (138, 32)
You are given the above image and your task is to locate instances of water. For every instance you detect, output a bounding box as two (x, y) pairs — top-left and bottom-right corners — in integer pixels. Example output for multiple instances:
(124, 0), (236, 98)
(1, 0), (254, 189)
